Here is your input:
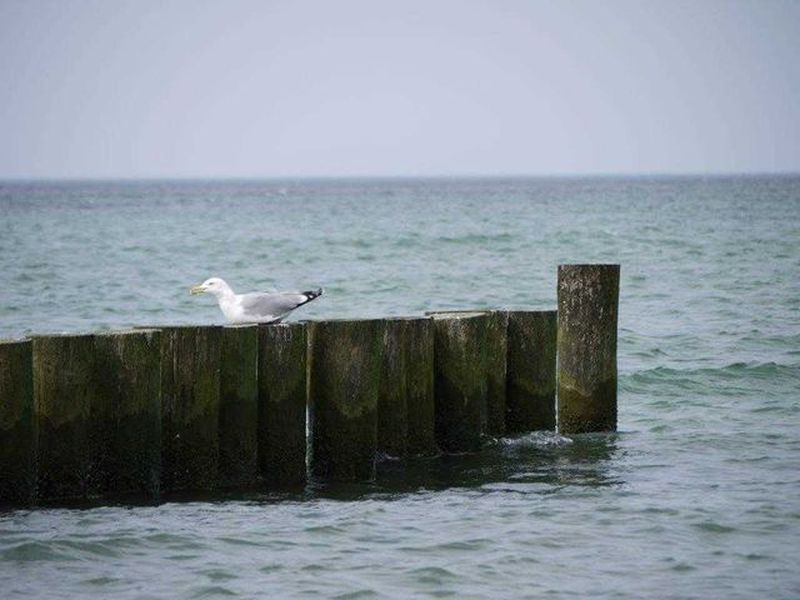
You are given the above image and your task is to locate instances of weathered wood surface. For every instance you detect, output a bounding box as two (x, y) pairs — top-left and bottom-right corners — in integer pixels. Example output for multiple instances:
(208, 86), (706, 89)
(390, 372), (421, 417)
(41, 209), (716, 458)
(158, 326), (221, 492)
(506, 311), (557, 432)
(484, 311), (508, 437)
(219, 326), (258, 488)
(309, 319), (382, 481)
(32, 334), (96, 499)
(430, 312), (488, 452)
(93, 330), (161, 498)
(0, 339), (36, 504)
(557, 264), (619, 433)
(378, 318), (410, 458)
(404, 317), (437, 456)
(258, 322), (308, 487)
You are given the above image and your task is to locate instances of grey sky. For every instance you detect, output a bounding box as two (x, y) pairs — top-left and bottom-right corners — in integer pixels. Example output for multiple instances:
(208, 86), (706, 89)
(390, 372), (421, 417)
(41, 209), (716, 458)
(1, 0), (798, 178)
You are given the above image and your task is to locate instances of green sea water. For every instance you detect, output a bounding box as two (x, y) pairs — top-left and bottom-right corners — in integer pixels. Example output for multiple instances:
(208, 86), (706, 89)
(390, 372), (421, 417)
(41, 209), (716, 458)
(1, 176), (799, 598)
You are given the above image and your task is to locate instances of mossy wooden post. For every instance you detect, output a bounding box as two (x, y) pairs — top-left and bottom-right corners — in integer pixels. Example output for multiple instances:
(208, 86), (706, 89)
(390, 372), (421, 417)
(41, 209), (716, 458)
(159, 326), (221, 492)
(93, 330), (161, 498)
(32, 333), (96, 500)
(557, 264), (620, 433)
(506, 311), (557, 432)
(431, 313), (488, 452)
(405, 317), (437, 456)
(258, 322), (307, 487)
(0, 339), (36, 504)
(378, 318), (409, 458)
(484, 311), (508, 437)
(309, 319), (382, 481)
(219, 326), (258, 488)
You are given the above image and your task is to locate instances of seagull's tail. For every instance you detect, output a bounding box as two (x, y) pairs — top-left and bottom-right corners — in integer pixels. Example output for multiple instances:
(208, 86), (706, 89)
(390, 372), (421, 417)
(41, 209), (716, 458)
(300, 288), (323, 305)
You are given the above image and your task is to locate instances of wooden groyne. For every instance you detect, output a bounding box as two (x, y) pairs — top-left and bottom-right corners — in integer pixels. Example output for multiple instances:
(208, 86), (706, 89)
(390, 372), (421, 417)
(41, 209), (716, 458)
(0, 264), (619, 506)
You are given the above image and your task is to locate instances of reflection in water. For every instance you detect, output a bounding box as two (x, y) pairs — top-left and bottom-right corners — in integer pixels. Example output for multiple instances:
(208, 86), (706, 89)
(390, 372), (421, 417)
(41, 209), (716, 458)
(21, 432), (623, 510)
(306, 431), (622, 501)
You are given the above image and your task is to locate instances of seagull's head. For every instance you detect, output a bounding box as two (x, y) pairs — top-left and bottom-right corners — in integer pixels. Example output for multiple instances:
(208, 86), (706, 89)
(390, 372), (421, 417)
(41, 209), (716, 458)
(190, 277), (231, 298)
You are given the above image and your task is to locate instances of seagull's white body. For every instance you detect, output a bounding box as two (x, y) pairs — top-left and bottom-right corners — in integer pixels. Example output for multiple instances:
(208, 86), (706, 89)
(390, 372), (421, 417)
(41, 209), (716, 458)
(215, 287), (250, 324)
(191, 277), (323, 324)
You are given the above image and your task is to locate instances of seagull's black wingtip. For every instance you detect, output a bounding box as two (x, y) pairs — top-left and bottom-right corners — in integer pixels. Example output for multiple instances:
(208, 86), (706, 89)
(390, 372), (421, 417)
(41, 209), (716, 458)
(302, 288), (324, 303)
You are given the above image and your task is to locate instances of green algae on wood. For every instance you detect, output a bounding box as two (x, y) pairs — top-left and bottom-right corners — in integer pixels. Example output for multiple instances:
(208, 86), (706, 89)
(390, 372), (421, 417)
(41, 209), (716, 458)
(0, 339), (36, 504)
(158, 326), (221, 492)
(557, 264), (619, 433)
(258, 322), (307, 487)
(506, 311), (557, 432)
(309, 319), (382, 481)
(93, 330), (161, 498)
(430, 312), (488, 452)
(219, 326), (259, 488)
(404, 317), (437, 456)
(32, 333), (96, 500)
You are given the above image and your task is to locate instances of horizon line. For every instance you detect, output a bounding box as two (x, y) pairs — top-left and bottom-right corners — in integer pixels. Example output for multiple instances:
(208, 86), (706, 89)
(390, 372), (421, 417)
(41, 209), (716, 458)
(2, 170), (800, 183)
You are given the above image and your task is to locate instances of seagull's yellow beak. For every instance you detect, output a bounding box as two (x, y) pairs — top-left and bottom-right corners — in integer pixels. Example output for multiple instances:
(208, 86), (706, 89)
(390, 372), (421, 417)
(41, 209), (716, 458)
(190, 284), (206, 295)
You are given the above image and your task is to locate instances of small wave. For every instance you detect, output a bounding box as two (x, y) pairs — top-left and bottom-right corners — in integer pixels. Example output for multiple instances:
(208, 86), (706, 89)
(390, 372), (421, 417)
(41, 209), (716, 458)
(406, 565), (458, 583)
(436, 233), (514, 244)
(216, 536), (264, 548)
(622, 361), (800, 395)
(333, 589), (380, 600)
(0, 541), (73, 562)
(202, 569), (238, 582)
(303, 524), (346, 535)
(190, 585), (237, 598)
(494, 431), (574, 449)
(693, 520), (737, 534)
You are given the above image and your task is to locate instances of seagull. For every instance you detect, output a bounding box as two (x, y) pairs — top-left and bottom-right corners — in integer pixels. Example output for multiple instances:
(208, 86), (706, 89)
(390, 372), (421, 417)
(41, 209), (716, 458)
(190, 277), (323, 324)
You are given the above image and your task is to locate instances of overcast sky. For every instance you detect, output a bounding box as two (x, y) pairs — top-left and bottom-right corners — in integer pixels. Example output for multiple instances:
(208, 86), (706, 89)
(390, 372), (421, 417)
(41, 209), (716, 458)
(1, 0), (798, 178)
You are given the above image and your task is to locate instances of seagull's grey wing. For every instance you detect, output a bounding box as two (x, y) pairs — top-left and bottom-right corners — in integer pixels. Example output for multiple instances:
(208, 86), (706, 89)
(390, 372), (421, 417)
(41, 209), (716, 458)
(239, 291), (316, 319)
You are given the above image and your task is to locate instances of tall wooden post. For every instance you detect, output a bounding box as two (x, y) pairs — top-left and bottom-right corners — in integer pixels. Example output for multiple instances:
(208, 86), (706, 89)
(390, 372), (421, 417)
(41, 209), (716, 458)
(557, 264), (619, 433)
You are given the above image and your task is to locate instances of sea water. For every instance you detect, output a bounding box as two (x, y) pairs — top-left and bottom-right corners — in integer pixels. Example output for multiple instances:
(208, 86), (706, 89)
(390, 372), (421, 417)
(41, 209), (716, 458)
(0, 176), (798, 598)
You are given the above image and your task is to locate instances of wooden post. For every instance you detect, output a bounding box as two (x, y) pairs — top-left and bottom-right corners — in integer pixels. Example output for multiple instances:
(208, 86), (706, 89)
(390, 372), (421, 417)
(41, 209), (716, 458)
(219, 326), (258, 488)
(32, 333), (96, 500)
(309, 319), (382, 481)
(430, 312), (488, 452)
(484, 311), (508, 437)
(0, 339), (36, 504)
(93, 330), (162, 498)
(557, 264), (620, 433)
(404, 317), (437, 456)
(373, 316), (437, 459)
(506, 311), (557, 432)
(378, 318), (409, 458)
(258, 322), (308, 487)
(158, 326), (221, 492)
